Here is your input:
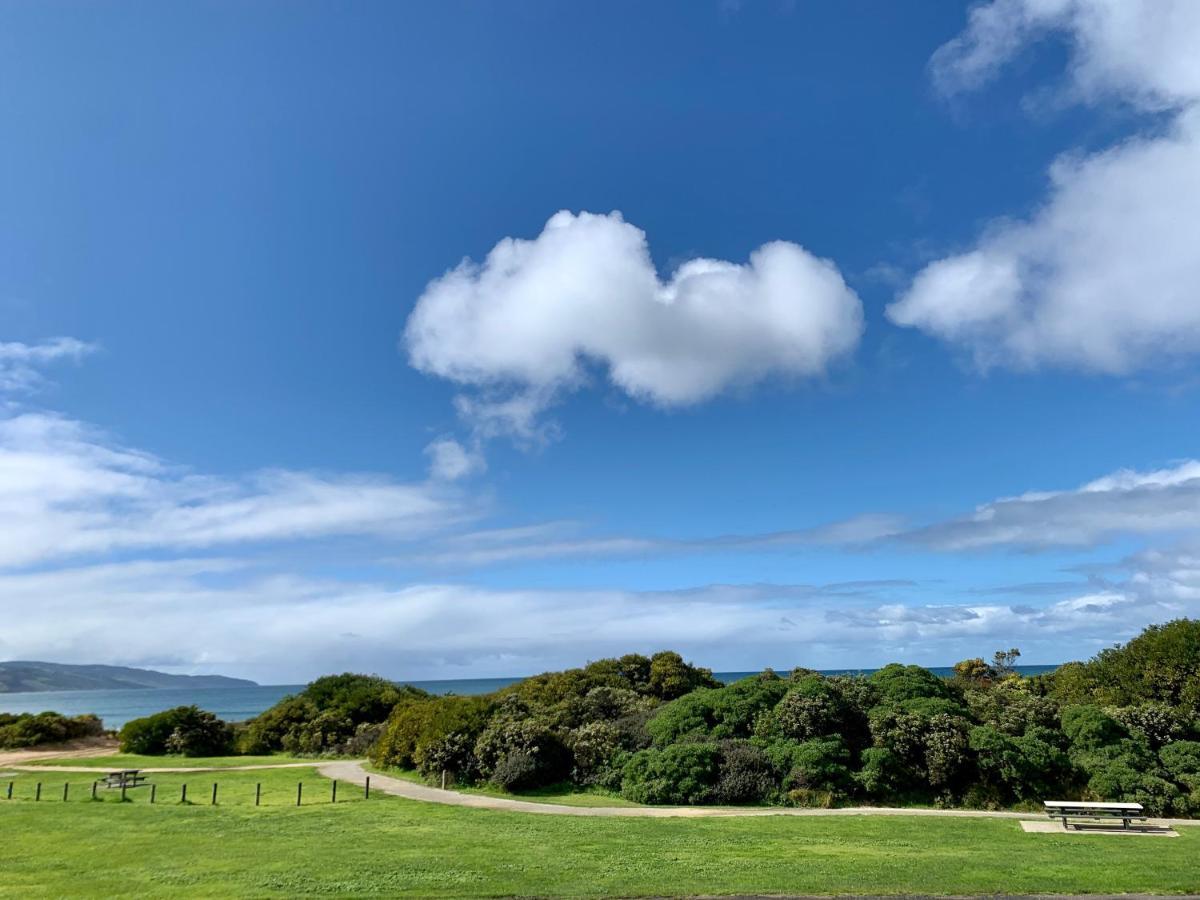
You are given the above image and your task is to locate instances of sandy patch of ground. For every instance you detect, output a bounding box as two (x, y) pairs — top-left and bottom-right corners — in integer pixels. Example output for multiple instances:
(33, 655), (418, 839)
(0, 735), (118, 766)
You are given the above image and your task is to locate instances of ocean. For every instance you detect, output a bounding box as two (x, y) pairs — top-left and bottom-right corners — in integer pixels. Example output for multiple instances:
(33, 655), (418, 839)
(0, 665), (1059, 730)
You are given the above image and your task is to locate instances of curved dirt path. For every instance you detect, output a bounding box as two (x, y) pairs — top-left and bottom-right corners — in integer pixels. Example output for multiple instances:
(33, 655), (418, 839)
(316, 761), (1037, 820)
(319, 762), (1200, 826)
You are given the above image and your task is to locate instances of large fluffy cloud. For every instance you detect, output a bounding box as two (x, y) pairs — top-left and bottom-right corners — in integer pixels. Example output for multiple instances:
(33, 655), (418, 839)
(889, 0), (1200, 373)
(405, 210), (863, 438)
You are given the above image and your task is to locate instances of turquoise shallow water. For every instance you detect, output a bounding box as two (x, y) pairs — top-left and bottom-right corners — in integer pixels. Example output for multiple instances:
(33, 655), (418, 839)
(0, 665), (1058, 729)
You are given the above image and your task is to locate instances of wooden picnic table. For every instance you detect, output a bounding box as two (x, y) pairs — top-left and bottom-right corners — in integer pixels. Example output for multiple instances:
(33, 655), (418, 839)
(1043, 799), (1146, 829)
(101, 769), (150, 789)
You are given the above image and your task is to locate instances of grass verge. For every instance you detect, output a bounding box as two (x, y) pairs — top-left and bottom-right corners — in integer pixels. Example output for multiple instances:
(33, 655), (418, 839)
(3, 768), (1198, 897)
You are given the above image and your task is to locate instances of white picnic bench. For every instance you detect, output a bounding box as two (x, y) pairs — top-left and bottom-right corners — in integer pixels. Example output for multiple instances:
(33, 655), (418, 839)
(1044, 799), (1146, 830)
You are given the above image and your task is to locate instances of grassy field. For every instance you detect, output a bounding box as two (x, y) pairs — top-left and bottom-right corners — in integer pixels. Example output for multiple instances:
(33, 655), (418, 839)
(22, 753), (313, 769)
(3, 765), (1199, 897)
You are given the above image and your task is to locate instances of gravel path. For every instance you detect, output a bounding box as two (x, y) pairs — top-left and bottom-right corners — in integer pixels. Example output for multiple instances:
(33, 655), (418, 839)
(318, 761), (1200, 826)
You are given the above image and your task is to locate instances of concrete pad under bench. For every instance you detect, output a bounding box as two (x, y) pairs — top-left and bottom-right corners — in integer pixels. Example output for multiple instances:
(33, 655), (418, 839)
(1021, 820), (1178, 837)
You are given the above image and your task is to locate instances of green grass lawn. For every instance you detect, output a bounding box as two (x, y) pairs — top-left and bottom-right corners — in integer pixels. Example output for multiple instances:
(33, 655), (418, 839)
(2, 768), (1199, 897)
(23, 753), (314, 769)
(371, 764), (640, 808)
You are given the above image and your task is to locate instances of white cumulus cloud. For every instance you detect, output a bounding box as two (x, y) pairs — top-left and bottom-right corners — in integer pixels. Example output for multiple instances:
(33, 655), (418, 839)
(890, 0), (1200, 374)
(405, 210), (863, 438)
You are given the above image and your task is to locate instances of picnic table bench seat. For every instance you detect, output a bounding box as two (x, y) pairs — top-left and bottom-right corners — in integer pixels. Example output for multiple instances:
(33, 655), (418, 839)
(101, 770), (150, 789)
(1043, 799), (1146, 829)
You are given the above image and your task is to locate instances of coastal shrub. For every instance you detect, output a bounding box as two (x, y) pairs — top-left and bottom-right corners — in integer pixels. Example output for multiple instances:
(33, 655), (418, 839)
(868, 664), (956, 707)
(648, 672), (788, 746)
(240, 674), (427, 754)
(647, 651), (721, 700)
(1061, 705), (1125, 751)
(1160, 740), (1200, 780)
(855, 747), (904, 798)
(767, 736), (853, 796)
(0, 712), (104, 749)
(767, 676), (847, 742)
(970, 725), (1070, 801)
(1110, 702), (1189, 748)
(620, 743), (722, 804)
(371, 695), (492, 771)
(119, 706), (232, 756)
(474, 719), (571, 788)
(568, 720), (626, 788)
(713, 740), (776, 804)
(1049, 619), (1200, 716)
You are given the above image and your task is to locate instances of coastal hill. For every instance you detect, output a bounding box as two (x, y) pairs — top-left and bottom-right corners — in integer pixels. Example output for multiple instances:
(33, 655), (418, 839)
(0, 661), (257, 693)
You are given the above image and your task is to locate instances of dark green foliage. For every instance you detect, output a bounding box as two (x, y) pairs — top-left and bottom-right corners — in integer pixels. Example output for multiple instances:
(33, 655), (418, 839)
(1049, 619), (1200, 717)
(765, 736), (853, 795)
(620, 743), (722, 804)
(1061, 704), (1126, 750)
(869, 664), (956, 706)
(0, 711), (104, 749)
(765, 675), (847, 741)
(345, 621), (1200, 813)
(713, 740), (777, 804)
(371, 694), (492, 774)
(119, 706), (232, 756)
(475, 718), (572, 789)
(239, 673), (426, 755)
(970, 725), (1070, 801)
(647, 651), (721, 700)
(648, 672), (788, 745)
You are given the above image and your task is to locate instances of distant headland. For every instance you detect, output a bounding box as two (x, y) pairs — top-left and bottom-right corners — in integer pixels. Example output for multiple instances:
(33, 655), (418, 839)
(0, 661), (258, 693)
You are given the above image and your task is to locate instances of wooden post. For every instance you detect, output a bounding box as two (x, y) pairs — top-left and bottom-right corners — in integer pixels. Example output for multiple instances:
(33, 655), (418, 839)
(441, 769), (447, 790)
(211, 783), (218, 806)
(35, 782), (41, 801)
(7, 781), (13, 800)
(121, 782), (127, 802)
(364, 776), (370, 799)
(181, 783), (187, 804)
(296, 781), (302, 806)
(91, 781), (97, 800)
(331, 780), (337, 804)
(255, 783), (261, 807)
(150, 784), (157, 804)
(63, 783), (69, 802)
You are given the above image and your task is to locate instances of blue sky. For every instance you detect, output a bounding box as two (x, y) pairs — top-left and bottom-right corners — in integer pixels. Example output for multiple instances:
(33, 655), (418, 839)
(2, 0), (1199, 683)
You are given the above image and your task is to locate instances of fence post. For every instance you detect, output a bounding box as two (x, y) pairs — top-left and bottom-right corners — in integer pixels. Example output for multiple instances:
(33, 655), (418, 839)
(63, 783), (69, 802)
(35, 782), (41, 801)
(255, 783), (261, 807)
(364, 776), (370, 799)
(91, 781), (97, 800)
(150, 784), (156, 804)
(181, 783), (187, 804)
(296, 782), (302, 807)
(212, 783), (218, 806)
(7, 781), (13, 800)
(121, 782), (127, 803)
(331, 780), (337, 804)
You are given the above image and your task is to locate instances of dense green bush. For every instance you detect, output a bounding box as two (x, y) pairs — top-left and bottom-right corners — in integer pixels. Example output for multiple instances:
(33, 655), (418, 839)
(119, 706), (232, 756)
(621, 743), (722, 804)
(371, 694), (492, 775)
(238, 673), (425, 755)
(648, 672), (789, 745)
(0, 712), (104, 749)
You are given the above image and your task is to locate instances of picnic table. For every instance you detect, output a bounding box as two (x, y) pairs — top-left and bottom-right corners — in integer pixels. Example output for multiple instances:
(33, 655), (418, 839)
(1044, 799), (1146, 829)
(101, 769), (150, 790)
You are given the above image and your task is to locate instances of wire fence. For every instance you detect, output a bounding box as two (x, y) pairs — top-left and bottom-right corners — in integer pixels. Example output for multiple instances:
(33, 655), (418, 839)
(0, 775), (371, 808)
